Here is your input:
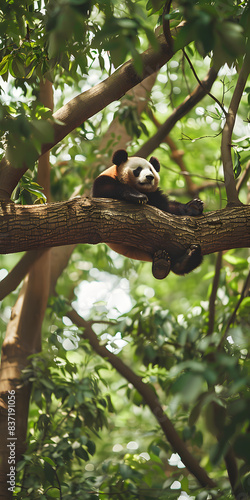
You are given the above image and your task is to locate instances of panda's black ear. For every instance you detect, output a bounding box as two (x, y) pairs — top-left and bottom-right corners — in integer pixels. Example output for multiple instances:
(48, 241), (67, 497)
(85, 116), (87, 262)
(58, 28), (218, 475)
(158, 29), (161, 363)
(149, 156), (160, 172)
(112, 149), (128, 166)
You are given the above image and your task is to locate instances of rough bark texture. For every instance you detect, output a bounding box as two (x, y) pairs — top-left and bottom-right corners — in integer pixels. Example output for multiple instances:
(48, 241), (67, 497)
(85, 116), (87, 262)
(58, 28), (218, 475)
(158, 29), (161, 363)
(1, 198), (250, 259)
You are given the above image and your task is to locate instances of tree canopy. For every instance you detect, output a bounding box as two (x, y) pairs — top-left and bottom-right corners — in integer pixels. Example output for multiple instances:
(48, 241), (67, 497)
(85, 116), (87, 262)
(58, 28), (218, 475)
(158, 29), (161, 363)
(0, 1), (250, 499)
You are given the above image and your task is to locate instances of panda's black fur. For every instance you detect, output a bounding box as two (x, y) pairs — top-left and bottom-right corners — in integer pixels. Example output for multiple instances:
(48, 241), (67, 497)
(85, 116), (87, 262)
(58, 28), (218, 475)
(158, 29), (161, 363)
(92, 149), (203, 278)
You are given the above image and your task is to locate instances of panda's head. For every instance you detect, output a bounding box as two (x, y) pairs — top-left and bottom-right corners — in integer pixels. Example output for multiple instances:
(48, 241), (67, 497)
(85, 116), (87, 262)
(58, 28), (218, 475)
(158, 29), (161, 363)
(112, 149), (160, 193)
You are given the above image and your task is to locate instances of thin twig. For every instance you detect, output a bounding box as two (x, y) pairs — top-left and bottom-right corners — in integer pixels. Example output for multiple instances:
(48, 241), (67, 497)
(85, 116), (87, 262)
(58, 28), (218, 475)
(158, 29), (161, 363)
(148, 110), (198, 195)
(219, 270), (250, 349)
(236, 159), (250, 192)
(207, 251), (223, 336)
(136, 66), (218, 158)
(183, 48), (227, 116)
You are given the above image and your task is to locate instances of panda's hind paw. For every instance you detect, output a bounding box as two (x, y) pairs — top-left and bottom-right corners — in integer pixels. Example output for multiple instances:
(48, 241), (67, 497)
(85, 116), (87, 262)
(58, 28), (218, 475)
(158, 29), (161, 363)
(171, 244), (202, 275)
(152, 250), (171, 279)
(188, 243), (200, 255)
(186, 198), (203, 215)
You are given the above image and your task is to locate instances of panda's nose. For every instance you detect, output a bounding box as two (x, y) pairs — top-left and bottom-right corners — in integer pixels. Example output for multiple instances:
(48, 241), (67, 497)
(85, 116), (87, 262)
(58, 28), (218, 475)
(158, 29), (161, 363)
(146, 174), (154, 183)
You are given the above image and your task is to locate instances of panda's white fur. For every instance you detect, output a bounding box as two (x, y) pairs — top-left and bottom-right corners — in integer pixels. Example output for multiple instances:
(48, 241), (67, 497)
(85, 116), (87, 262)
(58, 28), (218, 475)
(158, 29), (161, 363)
(117, 156), (160, 193)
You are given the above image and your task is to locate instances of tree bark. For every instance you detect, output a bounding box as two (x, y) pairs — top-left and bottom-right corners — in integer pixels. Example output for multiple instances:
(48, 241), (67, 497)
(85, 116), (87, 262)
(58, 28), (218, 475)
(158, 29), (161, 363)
(1, 198), (250, 259)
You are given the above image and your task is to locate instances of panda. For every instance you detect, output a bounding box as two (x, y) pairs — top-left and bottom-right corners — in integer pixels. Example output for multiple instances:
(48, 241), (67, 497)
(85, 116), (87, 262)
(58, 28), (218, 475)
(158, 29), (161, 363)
(92, 149), (203, 279)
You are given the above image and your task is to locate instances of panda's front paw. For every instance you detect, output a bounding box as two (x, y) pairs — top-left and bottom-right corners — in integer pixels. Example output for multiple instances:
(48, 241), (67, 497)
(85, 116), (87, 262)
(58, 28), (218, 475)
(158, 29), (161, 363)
(138, 195), (148, 204)
(137, 193), (148, 204)
(125, 192), (148, 204)
(186, 198), (203, 215)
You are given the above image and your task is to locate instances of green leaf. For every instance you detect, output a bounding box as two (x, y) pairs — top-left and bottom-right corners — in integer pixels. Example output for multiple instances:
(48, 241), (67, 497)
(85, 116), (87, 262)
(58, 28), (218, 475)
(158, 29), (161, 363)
(47, 489), (60, 498)
(75, 447), (89, 461)
(223, 254), (247, 269)
(171, 373), (204, 403)
(233, 150), (241, 179)
(181, 476), (189, 493)
(10, 57), (26, 78)
(119, 464), (132, 479)
(87, 440), (96, 456)
(41, 378), (54, 389)
(43, 461), (56, 485)
(0, 55), (10, 75)
(43, 457), (57, 468)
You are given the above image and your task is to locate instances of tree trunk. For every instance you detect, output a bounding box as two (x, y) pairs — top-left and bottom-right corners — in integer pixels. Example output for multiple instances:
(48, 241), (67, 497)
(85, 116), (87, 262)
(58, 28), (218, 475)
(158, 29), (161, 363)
(0, 80), (53, 499)
(0, 262), (50, 499)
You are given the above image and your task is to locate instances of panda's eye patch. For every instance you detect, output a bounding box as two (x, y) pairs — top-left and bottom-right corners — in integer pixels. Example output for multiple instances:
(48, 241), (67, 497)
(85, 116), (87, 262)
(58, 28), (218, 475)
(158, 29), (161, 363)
(133, 167), (142, 177)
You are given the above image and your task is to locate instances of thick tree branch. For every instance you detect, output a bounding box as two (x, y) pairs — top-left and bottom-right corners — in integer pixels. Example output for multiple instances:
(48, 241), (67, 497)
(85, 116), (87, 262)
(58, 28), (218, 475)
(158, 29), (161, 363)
(51, 33), (173, 148)
(221, 50), (250, 205)
(0, 198), (250, 258)
(67, 307), (216, 489)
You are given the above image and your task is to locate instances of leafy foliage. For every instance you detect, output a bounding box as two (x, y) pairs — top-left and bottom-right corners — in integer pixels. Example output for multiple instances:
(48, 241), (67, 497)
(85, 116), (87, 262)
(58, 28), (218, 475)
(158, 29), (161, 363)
(16, 340), (109, 498)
